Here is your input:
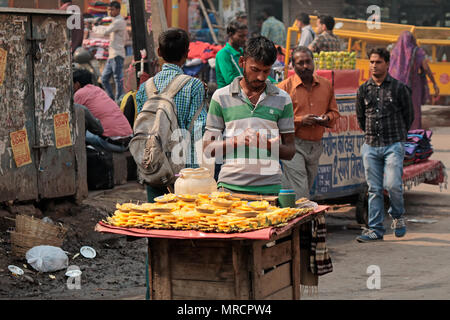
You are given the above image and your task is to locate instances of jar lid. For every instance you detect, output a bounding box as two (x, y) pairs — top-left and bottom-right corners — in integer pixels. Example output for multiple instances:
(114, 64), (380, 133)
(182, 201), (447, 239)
(279, 189), (295, 193)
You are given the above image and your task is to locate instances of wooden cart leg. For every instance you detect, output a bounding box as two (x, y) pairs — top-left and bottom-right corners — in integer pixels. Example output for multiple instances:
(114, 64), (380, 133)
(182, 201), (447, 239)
(250, 240), (263, 299)
(149, 238), (172, 300)
(232, 242), (241, 299)
(146, 239), (152, 300)
(291, 227), (301, 300)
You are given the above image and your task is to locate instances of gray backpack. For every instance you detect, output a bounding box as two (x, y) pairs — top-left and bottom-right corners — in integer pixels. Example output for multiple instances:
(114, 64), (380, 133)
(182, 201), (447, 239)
(129, 74), (203, 187)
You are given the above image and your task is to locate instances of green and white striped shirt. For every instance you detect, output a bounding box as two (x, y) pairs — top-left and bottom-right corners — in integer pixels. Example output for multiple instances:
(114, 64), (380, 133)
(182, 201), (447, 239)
(206, 77), (294, 194)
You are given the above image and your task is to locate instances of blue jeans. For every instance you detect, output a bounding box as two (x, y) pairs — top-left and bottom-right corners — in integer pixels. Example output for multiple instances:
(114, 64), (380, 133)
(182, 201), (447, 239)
(101, 55), (124, 102)
(85, 130), (128, 153)
(361, 142), (405, 236)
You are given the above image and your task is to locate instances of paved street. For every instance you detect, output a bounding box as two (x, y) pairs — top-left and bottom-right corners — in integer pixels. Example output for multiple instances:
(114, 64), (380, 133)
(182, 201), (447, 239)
(305, 105), (450, 300)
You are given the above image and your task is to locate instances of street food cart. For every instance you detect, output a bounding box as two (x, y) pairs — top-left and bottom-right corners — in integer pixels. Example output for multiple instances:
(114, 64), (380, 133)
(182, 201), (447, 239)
(95, 193), (329, 300)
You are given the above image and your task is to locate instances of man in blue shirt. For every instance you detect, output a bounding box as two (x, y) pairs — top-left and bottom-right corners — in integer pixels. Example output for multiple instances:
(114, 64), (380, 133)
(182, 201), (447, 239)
(261, 8), (286, 47)
(136, 28), (208, 202)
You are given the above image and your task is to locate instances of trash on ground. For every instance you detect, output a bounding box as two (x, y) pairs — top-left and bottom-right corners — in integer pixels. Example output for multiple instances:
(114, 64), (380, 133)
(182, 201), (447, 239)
(26, 245), (69, 273)
(8, 265), (24, 276)
(80, 246), (96, 259)
(407, 219), (438, 224)
(65, 269), (82, 277)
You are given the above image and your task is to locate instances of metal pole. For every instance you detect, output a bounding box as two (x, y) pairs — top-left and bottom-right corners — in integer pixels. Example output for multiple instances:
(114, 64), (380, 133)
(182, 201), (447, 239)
(198, 0), (219, 44)
(129, 0), (158, 85)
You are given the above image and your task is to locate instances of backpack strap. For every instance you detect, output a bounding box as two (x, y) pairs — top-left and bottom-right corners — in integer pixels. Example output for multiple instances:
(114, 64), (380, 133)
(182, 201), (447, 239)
(187, 99), (206, 134)
(161, 74), (192, 99)
(144, 77), (158, 98)
(144, 73), (202, 134)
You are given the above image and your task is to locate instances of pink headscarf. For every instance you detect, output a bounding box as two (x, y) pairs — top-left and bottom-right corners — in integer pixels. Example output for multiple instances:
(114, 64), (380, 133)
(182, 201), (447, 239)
(389, 31), (426, 86)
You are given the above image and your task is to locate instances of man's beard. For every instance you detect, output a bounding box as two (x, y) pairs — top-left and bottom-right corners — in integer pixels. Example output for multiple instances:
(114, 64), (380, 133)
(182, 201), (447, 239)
(296, 68), (313, 80)
(243, 70), (266, 91)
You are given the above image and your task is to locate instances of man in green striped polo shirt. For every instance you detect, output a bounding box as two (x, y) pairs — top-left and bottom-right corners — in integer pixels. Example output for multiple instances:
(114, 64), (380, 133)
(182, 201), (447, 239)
(203, 36), (295, 195)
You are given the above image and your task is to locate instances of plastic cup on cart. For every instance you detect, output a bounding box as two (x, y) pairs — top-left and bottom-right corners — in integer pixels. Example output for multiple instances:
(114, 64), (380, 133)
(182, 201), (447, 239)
(278, 189), (296, 208)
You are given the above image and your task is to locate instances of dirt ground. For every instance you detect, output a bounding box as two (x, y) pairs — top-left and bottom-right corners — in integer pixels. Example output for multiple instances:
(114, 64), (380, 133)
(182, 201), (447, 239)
(0, 183), (149, 300)
(1, 105), (449, 300)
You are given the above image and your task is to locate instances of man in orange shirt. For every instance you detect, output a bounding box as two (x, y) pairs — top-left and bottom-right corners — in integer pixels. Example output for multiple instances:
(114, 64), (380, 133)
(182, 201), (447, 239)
(277, 46), (340, 199)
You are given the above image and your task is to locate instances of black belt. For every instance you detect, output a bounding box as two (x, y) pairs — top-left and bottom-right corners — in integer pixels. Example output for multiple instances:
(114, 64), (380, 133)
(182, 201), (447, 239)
(103, 136), (132, 147)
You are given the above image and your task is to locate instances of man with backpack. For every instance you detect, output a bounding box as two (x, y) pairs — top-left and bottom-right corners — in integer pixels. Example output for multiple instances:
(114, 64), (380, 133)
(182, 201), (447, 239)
(295, 13), (315, 47)
(132, 28), (208, 202)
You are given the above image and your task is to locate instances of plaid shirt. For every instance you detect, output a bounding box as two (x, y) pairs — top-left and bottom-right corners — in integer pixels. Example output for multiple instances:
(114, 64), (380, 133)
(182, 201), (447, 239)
(356, 74), (414, 147)
(136, 63), (207, 167)
(310, 31), (342, 53)
(261, 16), (286, 46)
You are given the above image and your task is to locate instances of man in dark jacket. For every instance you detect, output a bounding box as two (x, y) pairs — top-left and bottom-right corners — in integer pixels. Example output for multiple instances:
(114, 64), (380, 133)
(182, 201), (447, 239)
(355, 48), (414, 243)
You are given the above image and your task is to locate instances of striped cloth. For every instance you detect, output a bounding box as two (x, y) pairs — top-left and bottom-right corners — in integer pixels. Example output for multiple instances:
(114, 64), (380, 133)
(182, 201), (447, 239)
(310, 215), (333, 276)
(136, 63), (208, 167)
(300, 215), (333, 296)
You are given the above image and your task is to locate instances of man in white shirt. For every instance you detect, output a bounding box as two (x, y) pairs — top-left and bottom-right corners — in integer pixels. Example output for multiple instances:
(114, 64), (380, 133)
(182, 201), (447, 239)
(295, 13), (315, 47)
(97, 1), (127, 102)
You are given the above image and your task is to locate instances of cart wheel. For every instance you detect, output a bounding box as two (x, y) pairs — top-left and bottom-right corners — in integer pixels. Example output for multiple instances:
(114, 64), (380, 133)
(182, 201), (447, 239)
(355, 184), (368, 226)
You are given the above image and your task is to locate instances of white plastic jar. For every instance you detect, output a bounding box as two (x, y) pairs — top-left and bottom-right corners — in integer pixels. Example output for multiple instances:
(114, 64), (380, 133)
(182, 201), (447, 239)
(174, 167), (217, 195)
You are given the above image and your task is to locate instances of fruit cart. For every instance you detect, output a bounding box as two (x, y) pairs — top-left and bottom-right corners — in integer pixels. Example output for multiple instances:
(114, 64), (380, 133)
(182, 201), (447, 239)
(285, 16), (450, 101)
(95, 194), (329, 300)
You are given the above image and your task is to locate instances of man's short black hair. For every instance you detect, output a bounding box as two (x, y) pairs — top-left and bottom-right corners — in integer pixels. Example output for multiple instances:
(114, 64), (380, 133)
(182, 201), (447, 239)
(368, 47), (390, 63)
(158, 28), (190, 63)
(243, 36), (277, 66)
(319, 15), (335, 31)
(296, 13), (310, 25)
(73, 68), (93, 87)
(291, 45), (314, 61)
(235, 11), (247, 19)
(262, 7), (272, 18)
(227, 20), (248, 35)
(110, 1), (121, 10)
(61, 0), (72, 3)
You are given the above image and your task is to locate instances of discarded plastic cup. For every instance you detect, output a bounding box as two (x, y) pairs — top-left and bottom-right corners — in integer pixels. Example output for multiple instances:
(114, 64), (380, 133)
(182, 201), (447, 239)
(407, 219), (438, 224)
(65, 269), (82, 277)
(80, 246), (96, 259)
(8, 265), (24, 276)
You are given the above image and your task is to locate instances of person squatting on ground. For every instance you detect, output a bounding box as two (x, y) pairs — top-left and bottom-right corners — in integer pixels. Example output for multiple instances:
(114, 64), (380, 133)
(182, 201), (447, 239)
(96, 1), (127, 102)
(277, 46), (340, 199)
(203, 36), (295, 196)
(73, 69), (133, 153)
(135, 28), (208, 202)
(355, 48), (415, 242)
